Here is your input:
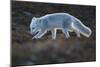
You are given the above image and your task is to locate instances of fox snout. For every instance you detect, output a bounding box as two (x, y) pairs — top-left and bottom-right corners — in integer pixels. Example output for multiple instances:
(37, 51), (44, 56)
(30, 29), (39, 36)
(30, 31), (33, 35)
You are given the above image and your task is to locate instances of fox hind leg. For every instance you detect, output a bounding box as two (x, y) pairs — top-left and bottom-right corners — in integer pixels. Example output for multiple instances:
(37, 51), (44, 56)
(62, 18), (72, 38)
(51, 29), (56, 39)
(62, 29), (70, 38)
(72, 26), (81, 37)
(74, 30), (81, 37)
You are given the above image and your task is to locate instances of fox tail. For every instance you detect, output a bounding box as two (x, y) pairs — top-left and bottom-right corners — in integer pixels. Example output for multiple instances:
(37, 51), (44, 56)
(72, 18), (92, 37)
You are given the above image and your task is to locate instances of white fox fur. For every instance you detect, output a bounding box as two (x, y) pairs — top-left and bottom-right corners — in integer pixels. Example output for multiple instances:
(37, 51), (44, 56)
(30, 13), (92, 39)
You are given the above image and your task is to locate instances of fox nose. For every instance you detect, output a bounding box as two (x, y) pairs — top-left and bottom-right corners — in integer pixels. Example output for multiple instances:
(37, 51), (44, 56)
(30, 32), (35, 36)
(31, 31), (39, 36)
(30, 31), (33, 35)
(30, 31), (35, 36)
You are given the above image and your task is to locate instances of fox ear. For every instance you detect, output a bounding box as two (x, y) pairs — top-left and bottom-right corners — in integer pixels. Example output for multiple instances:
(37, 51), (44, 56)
(32, 17), (37, 20)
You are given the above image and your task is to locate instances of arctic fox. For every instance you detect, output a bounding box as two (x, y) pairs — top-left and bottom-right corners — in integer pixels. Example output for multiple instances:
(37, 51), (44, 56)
(30, 13), (92, 39)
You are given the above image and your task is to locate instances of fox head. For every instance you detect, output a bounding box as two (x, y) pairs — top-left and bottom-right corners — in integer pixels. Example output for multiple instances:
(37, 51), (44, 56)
(30, 17), (41, 36)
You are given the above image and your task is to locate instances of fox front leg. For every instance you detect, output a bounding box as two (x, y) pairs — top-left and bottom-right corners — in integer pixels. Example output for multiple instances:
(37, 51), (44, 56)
(32, 30), (47, 39)
(51, 29), (57, 39)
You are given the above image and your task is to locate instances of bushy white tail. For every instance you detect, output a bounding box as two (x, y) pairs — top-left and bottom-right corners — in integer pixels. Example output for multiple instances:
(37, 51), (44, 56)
(72, 19), (92, 37)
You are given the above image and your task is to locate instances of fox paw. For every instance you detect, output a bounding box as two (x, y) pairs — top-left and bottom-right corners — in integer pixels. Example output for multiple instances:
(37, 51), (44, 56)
(32, 36), (40, 39)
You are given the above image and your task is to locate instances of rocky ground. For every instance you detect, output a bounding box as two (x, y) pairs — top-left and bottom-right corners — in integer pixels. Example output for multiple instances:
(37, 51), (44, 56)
(11, 1), (96, 67)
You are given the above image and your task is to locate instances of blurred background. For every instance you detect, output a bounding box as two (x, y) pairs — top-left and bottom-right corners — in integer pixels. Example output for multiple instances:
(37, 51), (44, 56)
(11, 1), (96, 67)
